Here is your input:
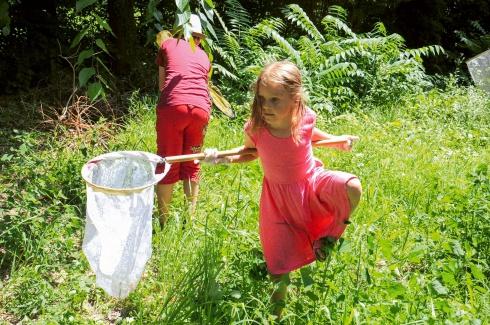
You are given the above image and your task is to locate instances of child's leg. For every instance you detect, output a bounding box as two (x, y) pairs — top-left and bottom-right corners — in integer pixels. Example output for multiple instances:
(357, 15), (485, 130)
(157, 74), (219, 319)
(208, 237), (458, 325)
(156, 183), (175, 227)
(180, 105), (209, 219)
(182, 178), (199, 215)
(346, 177), (362, 213)
(270, 272), (290, 319)
(314, 175), (362, 261)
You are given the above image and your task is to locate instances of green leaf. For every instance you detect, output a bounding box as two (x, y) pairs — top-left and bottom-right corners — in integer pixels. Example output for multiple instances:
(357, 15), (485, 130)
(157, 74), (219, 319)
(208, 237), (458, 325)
(378, 238), (393, 259)
(153, 10), (163, 22)
(364, 267), (371, 284)
(198, 12), (217, 40)
(78, 67), (95, 88)
(470, 264), (485, 281)
(431, 279), (449, 295)
(300, 267), (314, 287)
(386, 282), (406, 298)
(441, 272), (457, 286)
(175, 0), (189, 11)
(407, 244), (426, 263)
(95, 57), (113, 76)
(76, 0), (97, 12)
(94, 14), (114, 35)
(338, 238), (352, 253)
(200, 0), (215, 19)
(175, 12), (191, 27)
(451, 240), (465, 257)
(87, 82), (103, 100)
(76, 49), (94, 66)
(70, 28), (89, 49)
(95, 39), (110, 55)
(0, 2), (9, 25)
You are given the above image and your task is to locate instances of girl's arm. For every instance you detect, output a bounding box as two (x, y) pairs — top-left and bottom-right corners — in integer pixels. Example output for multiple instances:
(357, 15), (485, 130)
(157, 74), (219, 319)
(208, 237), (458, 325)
(311, 127), (337, 142)
(203, 133), (258, 164)
(227, 133), (258, 163)
(158, 66), (166, 92)
(312, 128), (359, 151)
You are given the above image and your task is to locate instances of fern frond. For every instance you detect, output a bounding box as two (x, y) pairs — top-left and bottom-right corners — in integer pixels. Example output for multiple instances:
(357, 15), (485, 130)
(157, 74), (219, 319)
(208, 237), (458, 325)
(320, 41), (344, 56)
(322, 15), (356, 39)
(400, 45), (445, 60)
(213, 9), (229, 34)
(371, 22), (387, 37)
(470, 20), (487, 35)
(224, 33), (241, 58)
(317, 62), (358, 85)
(254, 19), (302, 65)
(224, 0), (251, 33)
(213, 63), (239, 81)
(326, 47), (373, 65)
(327, 86), (356, 98)
(298, 36), (321, 66)
(282, 4), (325, 43)
(456, 30), (484, 53)
(327, 5), (348, 22)
(385, 33), (406, 48)
(380, 59), (420, 76)
(212, 42), (237, 70)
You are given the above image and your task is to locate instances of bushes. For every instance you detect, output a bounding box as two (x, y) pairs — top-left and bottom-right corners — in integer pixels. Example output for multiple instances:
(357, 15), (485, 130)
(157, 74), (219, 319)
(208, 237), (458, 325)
(212, 4), (444, 114)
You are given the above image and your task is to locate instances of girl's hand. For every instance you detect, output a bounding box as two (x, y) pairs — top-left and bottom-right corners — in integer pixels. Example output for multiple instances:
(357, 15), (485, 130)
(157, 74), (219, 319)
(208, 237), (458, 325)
(336, 135), (359, 151)
(200, 148), (229, 164)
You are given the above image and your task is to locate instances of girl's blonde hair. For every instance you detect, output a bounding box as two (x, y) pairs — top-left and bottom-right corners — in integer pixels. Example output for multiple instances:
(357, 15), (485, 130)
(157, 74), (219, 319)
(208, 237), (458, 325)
(249, 60), (306, 143)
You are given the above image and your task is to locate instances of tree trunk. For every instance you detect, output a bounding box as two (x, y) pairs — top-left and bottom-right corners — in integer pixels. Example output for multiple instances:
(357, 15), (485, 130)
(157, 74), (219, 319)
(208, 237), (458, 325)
(107, 0), (137, 77)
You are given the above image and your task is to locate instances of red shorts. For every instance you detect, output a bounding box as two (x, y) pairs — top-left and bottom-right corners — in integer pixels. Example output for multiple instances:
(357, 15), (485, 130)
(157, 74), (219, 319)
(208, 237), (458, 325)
(155, 104), (210, 184)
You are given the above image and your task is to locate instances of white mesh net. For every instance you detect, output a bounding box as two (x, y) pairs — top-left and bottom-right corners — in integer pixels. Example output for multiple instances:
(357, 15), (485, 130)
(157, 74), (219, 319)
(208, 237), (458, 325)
(81, 151), (168, 298)
(466, 49), (490, 93)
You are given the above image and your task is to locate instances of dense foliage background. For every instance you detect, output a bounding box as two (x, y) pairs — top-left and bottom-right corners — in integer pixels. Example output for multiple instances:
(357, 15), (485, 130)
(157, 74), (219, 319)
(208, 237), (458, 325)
(0, 0), (489, 323)
(0, 0), (489, 98)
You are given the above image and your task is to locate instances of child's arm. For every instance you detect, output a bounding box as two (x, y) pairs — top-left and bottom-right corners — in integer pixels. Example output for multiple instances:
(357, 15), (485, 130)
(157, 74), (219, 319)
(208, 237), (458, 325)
(158, 66), (166, 92)
(203, 133), (258, 164)
(229, 133), (258, 163)
(312, 128), (359, 151)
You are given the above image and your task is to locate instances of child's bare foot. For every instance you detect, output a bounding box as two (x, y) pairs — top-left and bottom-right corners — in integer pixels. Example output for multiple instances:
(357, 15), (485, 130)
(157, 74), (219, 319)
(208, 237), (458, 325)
(313, 236), (337, 262)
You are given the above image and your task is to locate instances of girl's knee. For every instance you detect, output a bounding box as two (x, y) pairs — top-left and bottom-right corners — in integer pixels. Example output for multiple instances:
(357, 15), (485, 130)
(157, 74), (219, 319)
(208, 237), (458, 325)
(346, 178), (362, 200)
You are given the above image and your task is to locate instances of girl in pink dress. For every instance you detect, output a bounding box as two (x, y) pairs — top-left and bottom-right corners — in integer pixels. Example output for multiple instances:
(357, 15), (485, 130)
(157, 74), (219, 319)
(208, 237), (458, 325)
(204, 60), (362, 317)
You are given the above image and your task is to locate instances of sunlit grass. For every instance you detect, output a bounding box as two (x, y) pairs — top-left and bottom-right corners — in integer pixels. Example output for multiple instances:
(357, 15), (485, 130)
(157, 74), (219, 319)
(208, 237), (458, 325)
(0, 86), (488, 323)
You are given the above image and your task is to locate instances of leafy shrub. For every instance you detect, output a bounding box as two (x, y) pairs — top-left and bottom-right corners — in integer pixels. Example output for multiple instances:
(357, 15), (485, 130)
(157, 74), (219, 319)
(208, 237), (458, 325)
(212, 4), (444, 113)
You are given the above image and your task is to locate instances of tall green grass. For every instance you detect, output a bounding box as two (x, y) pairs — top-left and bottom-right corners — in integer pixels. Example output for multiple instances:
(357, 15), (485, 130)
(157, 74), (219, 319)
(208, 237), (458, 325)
(0, 86), (489, 323)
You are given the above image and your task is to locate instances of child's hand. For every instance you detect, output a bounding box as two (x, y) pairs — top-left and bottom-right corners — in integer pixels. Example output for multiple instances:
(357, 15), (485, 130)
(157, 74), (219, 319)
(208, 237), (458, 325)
(199, 148), (229, 164)
(336, 135), (359, 151)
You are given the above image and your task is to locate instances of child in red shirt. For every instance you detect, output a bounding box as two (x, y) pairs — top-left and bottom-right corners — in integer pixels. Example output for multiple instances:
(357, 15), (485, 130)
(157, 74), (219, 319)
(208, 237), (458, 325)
(155, 14), (211, 227)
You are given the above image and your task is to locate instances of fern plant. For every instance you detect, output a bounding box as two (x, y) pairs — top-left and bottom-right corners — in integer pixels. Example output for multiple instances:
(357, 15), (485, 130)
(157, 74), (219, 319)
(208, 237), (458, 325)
(211, 3), (445, 113)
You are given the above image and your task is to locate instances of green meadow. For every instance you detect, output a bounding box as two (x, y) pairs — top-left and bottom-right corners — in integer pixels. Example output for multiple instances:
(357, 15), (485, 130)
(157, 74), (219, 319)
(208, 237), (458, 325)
(1, 85), (488, 324)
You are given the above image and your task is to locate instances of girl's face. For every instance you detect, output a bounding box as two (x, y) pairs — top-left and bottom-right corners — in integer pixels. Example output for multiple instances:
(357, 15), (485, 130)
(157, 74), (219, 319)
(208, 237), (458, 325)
(258, 79), (298, 128)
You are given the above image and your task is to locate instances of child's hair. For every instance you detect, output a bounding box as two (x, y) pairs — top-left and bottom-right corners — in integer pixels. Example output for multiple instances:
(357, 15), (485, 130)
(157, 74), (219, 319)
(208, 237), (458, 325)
(250, 60), (307, 143)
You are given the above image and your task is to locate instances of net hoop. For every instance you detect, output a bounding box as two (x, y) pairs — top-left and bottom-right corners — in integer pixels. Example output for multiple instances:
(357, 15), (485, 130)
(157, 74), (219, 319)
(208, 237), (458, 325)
(81, 151), (168, 195)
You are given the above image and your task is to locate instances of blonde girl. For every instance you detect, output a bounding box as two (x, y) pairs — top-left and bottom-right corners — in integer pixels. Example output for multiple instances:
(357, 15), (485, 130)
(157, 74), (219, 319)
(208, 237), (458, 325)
(204, 60), (362, 317)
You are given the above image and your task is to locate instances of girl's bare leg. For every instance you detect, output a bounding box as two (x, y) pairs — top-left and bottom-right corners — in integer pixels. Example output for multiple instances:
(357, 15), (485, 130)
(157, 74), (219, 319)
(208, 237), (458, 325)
(183, 178), (199, 215)
(346, 178), (362, 213)
(316, 178), (362, 260)
(270, 273), (290, 319)
(156, 183), (174, 227)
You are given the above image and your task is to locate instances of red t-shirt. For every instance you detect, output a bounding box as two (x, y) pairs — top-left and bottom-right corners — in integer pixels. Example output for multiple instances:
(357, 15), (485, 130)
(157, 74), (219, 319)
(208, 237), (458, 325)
(156, 38), (211, 113)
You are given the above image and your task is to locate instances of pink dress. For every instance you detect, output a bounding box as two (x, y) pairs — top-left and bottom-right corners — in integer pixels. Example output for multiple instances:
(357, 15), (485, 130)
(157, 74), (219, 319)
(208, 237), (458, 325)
(245, 108), (357, 275)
